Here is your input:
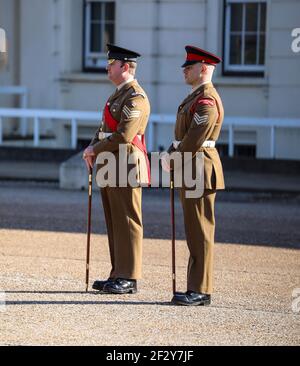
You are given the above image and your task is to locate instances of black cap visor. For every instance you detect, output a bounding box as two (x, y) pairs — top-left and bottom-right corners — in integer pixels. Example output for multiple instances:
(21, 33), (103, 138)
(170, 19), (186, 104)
(181, 60), (201, 68)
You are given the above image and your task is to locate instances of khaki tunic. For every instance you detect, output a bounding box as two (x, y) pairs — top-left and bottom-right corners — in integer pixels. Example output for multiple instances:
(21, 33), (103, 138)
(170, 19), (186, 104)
(89, 79), (150, 280)
(173, 82), (225, 294)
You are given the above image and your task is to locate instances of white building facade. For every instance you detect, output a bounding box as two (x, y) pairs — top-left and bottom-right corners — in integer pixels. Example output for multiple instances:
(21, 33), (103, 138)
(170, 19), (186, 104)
(0, 0), (300, 158)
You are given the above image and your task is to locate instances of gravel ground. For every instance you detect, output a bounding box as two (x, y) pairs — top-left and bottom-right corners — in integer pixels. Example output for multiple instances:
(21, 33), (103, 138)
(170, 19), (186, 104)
(0, 181), (299, 346)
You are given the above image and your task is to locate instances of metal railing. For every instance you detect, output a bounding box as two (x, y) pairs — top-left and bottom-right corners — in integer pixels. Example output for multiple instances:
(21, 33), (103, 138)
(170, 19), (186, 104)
(0, 107), (300, 157)
(146, 115), (300, 158)
(0, 108), (100, 149)
(0, 86), (28, 136)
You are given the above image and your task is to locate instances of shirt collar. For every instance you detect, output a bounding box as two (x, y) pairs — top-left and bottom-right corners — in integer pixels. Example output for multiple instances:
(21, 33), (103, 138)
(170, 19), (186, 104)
(117, 77), (135, 90)
(189, 80), (211, 95)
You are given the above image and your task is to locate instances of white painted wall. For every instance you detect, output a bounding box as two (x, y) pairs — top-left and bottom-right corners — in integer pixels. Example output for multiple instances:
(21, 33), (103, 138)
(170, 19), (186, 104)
(0, 0), (20, 133)
(0, 0), (299, 158)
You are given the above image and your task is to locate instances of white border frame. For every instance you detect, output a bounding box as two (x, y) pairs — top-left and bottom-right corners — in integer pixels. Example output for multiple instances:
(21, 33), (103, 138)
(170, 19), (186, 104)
(84, 0), (115, 69)
(224, 0), (266, 73)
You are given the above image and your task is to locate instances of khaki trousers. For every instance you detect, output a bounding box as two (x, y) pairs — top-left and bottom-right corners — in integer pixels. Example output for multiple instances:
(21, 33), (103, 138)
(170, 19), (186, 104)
(100, 186), (143, 280)
(180, 189), (216, 294)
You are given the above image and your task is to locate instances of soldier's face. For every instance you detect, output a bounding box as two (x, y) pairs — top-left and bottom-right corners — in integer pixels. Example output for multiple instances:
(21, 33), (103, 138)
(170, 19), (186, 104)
(107, 60), (125, 84)
(183, 63), (202, 85)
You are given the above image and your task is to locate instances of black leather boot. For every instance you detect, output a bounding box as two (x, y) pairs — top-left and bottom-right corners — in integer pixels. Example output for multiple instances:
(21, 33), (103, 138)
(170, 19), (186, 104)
(104, 278), (137, 294)
(92, 278), (114, 292)
(171, 291), (211, 306)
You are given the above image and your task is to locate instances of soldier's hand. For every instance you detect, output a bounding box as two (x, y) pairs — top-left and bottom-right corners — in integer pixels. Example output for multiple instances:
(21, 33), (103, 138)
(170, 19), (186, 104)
(83, 146), (96, 170)
(167, 144), (176, 154)
(172, 140), (181, 150)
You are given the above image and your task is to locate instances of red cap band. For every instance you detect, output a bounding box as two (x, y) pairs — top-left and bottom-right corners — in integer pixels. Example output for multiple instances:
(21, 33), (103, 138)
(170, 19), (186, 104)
(186, 53), (217, 65)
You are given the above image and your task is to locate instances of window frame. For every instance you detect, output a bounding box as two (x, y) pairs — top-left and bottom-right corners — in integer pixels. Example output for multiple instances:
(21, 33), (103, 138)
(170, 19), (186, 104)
(83, 0), (115, 72)
(223, 0), (267, 76)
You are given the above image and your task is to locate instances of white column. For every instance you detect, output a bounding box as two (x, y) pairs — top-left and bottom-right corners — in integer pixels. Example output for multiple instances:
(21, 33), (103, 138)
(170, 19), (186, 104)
(71, 118), (77, 149)
(33, 117), (40, 147)
(20, 89), (28, 137)
(270, 125), (275, 159)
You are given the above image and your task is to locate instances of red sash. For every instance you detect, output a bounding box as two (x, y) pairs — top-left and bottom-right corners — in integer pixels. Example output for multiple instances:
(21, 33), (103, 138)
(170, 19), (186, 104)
(104, 103), (151, 184)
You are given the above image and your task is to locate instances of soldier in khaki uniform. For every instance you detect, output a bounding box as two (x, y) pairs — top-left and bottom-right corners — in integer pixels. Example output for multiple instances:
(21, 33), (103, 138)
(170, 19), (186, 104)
(163, 45), (225, 306)
(83, 44), (150, 294)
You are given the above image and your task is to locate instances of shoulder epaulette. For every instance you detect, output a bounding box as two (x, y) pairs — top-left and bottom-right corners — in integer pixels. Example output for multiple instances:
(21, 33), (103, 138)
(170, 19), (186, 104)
(131, 91), (146, 98)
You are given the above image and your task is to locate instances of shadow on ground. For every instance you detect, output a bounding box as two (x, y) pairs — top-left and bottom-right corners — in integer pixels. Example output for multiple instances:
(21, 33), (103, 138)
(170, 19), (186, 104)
(0, 183), (300, 249)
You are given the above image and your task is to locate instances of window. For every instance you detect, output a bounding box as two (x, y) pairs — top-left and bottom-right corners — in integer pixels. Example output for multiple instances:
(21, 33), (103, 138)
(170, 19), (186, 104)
(84, 0), (115, 71)
(224, 0), (267, 75)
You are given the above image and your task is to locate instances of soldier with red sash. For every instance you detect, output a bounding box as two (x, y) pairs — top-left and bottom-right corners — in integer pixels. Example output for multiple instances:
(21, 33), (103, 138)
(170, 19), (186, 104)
(83, 44), (150, 294)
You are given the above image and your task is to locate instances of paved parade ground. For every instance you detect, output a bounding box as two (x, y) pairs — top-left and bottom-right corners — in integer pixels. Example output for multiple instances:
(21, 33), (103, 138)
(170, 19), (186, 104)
(0, 181), (299, 346)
